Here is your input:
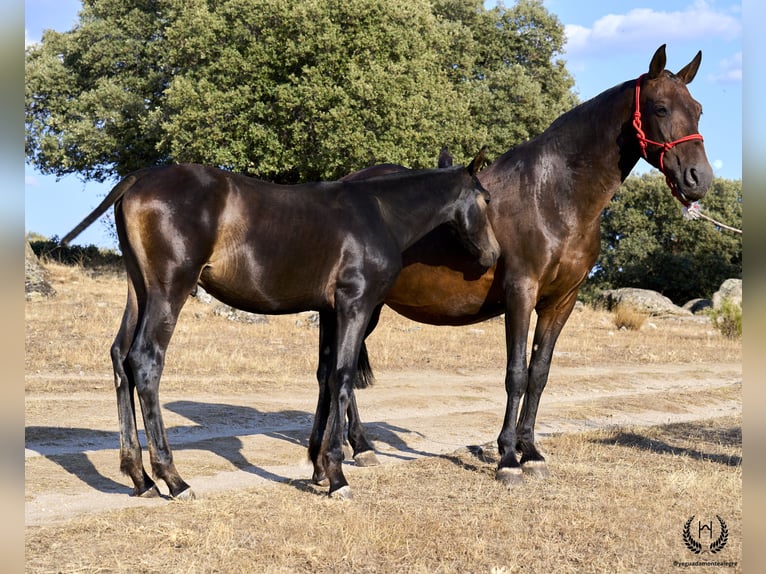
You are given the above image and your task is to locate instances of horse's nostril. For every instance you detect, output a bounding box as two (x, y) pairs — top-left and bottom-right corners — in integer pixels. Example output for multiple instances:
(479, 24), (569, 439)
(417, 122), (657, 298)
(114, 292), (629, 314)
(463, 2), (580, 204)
(686, 167), (700, 187)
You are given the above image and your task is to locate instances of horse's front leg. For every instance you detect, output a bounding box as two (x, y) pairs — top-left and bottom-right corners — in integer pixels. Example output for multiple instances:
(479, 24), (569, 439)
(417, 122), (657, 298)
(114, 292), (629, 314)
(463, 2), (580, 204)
(516, 294), (578, 478)
(309, 311), (335, 485)
(345, 390), (379, 466)
(312, 309), (379, 483)
(495, 286), (535, 487)
(321, 376), (353, 499)
(344, 303), (383, 467)
(321, 300), (380, 499)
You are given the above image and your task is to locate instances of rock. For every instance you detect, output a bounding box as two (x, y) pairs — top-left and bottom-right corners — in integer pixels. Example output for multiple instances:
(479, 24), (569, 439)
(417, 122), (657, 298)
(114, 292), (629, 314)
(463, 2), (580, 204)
(596, 288), (690, 316)
(295, 311), (320, 328)
(682, 298), (713, 314)
(191, 285), (214, 304)
(192, 285), (268, 324)
(25, 241), (56, 300)
(712, 278), (741, 309)
(212, 305), (269, 324)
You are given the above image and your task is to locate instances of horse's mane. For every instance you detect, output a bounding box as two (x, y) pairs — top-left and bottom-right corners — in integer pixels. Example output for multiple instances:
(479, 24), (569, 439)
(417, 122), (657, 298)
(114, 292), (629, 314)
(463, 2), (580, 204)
(490, 79), (635, 169)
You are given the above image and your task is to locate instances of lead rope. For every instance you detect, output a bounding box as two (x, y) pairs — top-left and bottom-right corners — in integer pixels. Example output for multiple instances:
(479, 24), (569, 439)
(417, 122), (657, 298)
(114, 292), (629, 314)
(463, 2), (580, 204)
(681, 203), (742, 234)
(633, 74), (742, 234)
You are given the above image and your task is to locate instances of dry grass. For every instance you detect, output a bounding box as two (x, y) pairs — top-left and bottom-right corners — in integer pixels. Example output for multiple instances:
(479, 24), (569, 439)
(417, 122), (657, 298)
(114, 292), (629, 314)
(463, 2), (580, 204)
(613, 303), (649, 331)
(25, 263), (741, 393)
(25, 418), (742, 574)
(25, 263), (743, 573)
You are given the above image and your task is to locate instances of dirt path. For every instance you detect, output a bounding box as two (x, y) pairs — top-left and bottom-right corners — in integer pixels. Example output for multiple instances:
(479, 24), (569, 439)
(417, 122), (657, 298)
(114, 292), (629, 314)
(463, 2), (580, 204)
(25, 362), (741, 526)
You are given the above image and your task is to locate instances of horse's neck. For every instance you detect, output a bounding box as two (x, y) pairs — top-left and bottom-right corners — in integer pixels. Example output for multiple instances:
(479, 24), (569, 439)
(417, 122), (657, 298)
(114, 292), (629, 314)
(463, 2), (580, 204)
(491, 80), (641, 218)
(373, 176), (458, 251)
(562, 81), (642, 198)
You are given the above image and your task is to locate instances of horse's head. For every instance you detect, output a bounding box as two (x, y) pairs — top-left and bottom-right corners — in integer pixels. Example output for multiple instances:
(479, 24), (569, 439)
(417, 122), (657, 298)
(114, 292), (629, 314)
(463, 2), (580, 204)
(633, 44), (713, 205)
(450, 148), (501, 268)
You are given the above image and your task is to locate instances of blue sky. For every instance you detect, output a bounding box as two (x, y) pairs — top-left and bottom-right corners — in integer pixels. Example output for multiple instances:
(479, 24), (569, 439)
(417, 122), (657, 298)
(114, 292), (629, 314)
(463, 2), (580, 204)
(24, 0), (743, 248)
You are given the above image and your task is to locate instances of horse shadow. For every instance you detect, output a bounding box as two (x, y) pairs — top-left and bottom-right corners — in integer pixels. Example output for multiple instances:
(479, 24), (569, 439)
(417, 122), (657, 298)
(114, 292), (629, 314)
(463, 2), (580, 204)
(356, 420), (439, 461)
(26, 400), (439, 495)
(25, 427), (127, 493)
(590, 422), (742, 467)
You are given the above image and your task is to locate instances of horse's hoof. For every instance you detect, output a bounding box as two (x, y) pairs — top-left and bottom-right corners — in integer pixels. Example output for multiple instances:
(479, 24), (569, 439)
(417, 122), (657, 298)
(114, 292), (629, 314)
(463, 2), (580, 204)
(353, 450), (381, 467)
(329, 485), (353, 500)
(137, 485), (161, 498)
(172, 487), (196, 501)
(522, 460), (550, 479)
(313, 474), (329, 486)
(496, 467), (524, 487)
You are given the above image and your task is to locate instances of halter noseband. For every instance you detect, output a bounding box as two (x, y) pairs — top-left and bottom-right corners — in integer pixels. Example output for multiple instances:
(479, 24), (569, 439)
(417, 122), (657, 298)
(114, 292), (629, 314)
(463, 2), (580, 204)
(632, 73), (704, 207)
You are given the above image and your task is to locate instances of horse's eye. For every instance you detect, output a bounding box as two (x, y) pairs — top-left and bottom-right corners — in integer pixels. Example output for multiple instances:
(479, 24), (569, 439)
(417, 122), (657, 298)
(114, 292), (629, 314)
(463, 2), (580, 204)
(655, 105), (668, 117)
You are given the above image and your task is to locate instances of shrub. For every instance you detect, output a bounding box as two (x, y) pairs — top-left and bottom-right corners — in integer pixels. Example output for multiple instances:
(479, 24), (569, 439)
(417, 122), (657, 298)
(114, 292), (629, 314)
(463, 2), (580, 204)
(707, 297), (742, 339)
(613, 303), (648, 331)
(27, 235), (122, 269)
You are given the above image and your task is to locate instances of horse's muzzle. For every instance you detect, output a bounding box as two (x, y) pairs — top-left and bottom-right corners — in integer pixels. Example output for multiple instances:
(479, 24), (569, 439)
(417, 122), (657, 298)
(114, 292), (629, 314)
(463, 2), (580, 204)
(478, 234), (501, 268)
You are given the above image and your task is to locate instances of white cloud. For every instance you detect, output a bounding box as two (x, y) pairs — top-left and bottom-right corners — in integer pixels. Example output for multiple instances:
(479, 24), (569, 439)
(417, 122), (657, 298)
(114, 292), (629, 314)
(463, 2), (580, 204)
(25, 175), (39, 186)
(707, 51), (741, 84)
(713, 159), (724, 171)
(564, 2), (741, 57)
(25, 29), (40, 49)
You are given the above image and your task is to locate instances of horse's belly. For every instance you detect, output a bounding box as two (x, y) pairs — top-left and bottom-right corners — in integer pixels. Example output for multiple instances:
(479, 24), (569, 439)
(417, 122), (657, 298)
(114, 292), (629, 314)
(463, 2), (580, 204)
(199, 262), (332, 314)
(384, 262), (504, 325)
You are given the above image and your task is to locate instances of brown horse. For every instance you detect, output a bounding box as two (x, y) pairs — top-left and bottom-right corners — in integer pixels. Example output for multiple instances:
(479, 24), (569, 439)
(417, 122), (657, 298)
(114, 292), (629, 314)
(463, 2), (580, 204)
(338, 45), (713, 486)
(61, 152), (500, 499)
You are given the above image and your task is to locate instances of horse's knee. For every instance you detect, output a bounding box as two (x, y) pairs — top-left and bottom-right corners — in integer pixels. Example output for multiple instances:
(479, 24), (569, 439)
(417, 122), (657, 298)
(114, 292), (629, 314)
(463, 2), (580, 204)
(505, 362), (527, 387)
(126, 343), (163, 390)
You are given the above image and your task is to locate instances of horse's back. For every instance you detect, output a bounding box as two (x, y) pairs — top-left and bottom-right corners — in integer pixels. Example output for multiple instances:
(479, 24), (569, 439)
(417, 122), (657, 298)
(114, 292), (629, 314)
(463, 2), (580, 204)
(116, 164), (395, 314)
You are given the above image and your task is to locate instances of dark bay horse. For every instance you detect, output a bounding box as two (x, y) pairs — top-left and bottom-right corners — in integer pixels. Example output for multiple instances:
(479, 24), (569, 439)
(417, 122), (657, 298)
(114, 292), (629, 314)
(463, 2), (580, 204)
(338, 45), (713, 485)
(60, 152), (501, 499)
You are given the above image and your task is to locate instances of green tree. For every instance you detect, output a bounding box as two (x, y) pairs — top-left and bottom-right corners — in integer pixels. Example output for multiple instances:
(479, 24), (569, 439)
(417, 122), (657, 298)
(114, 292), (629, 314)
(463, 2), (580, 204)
(25, 0), (169, 181)
(26, 0), (574, 184)
(584, 172), (742, 303)
(160, 0), (482, 182)
(433, 0), (576, 156)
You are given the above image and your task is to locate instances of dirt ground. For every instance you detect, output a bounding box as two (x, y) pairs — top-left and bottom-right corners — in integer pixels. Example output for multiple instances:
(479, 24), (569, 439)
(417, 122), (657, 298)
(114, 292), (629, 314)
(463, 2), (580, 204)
(25, 360), (741, 527)
(23, 264), (743, 572)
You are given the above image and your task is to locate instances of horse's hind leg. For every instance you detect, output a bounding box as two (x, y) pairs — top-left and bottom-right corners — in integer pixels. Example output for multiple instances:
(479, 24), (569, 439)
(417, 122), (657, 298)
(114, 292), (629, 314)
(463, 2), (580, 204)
(112, 281), (159, 497)
(127, 288), (193, 499)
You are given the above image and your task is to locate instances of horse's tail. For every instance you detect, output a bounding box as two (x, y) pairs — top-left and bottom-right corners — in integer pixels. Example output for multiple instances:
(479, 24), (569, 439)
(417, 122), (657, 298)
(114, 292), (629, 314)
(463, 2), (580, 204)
(60, 168), (151, 246)
(355, 341), (375, 389)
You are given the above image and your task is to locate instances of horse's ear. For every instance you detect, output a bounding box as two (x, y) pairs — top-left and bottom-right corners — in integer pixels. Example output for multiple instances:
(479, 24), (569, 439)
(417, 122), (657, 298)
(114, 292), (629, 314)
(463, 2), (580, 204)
(438, 146), (453, 168)
(676, 51), (702, 84)
(468, 146), (487, 176)
(648, 44), (667, 79)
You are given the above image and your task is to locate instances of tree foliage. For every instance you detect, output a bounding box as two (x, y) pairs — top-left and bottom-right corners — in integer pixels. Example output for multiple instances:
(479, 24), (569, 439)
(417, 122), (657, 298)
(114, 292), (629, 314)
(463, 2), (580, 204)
(25, 0), (575, 183)
(583, 172), (742, 304)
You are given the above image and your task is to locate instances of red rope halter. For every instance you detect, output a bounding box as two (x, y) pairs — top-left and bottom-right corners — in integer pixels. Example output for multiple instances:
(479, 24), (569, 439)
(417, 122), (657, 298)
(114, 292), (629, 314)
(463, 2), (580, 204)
(632, 74), (704, 207)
